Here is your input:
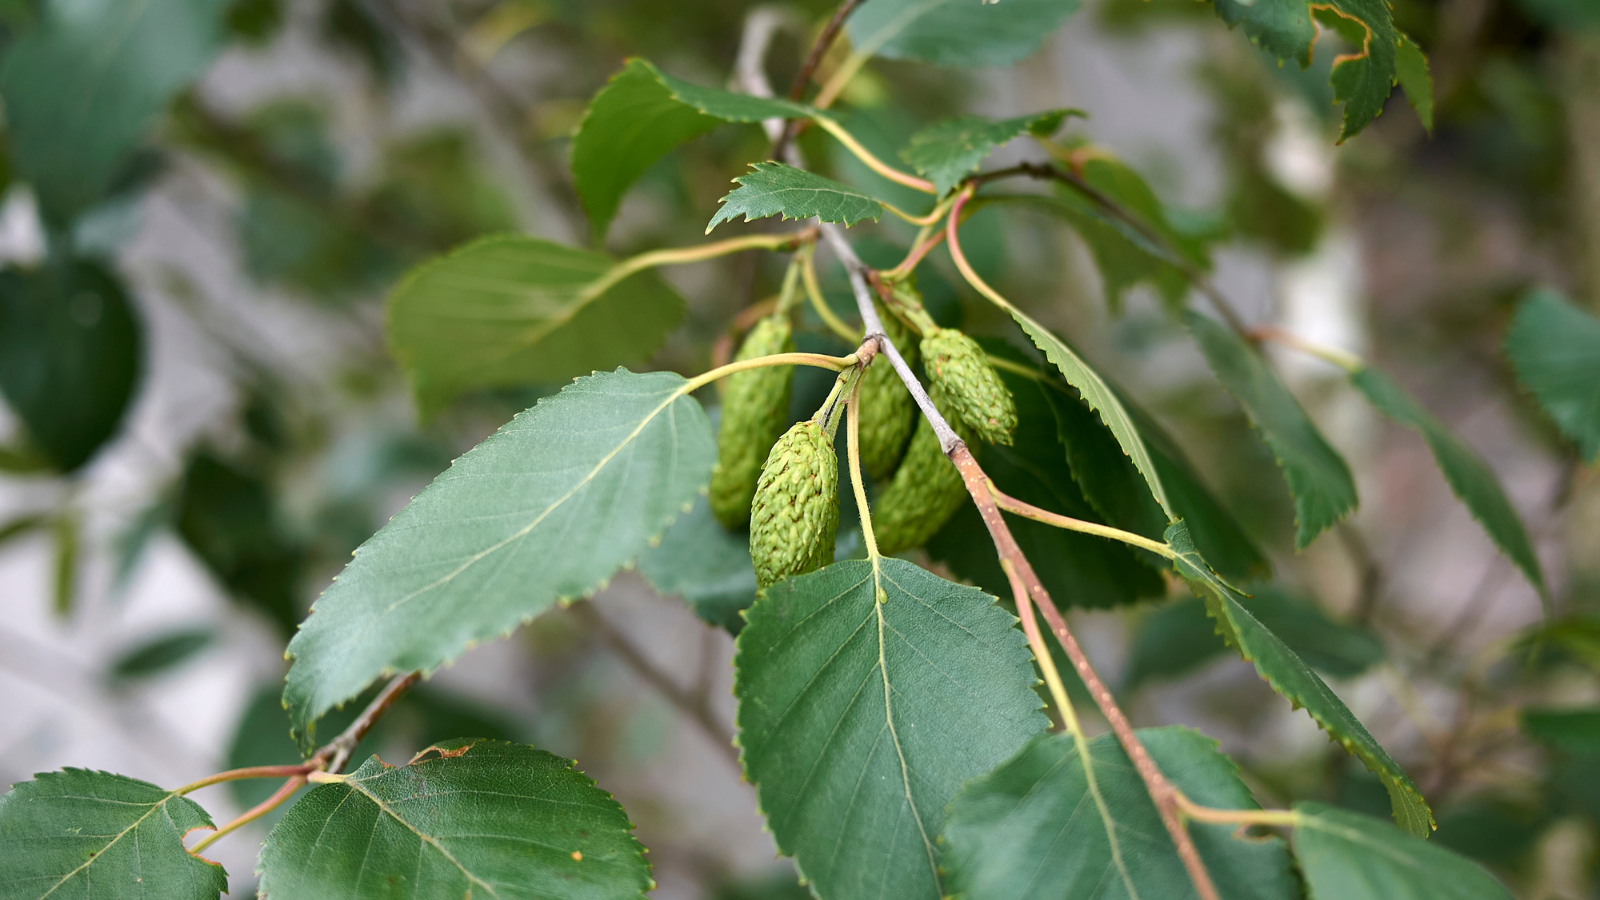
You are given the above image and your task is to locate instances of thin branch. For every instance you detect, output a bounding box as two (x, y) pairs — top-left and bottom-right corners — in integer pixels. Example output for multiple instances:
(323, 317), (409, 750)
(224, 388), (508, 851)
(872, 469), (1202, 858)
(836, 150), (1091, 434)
(572, 603), (739, 766)
(189, 775), (307, 854)
(989, 486), (1176, 558)
(312, 672), (422, 775)
(772, 0), (866, 158)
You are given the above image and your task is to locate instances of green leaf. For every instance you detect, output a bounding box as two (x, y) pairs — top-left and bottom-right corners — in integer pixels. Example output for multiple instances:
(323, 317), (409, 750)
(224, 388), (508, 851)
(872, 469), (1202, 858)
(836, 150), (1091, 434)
(900, 110), (1078, 196)
(637, 494), (757, 634)
(1350, 366), (1544, 598)
(1207, 0), (1408, 141)
(1187, 310), (1356, 548)
(386, 235), (687, 418)
(257, 739), (650, 900)
(733, 559), (1047, 900)
(1006, 311), (1175, 520)
(1521, 708), (1600, 755)
(942, 727), (1299, 900)
(107, 628), (215, 682)
(706, 162), (884, 233)
(1048, 377), (1270, 581)
(0, 0), (230, 224)
(1168, 521), (1434, 836)
(1395, 35), (1434, 133)
(1125, 586), (1383, 689)
(847, 0), (1080, 69)
(284, 369), (715, 748)
(1504, 288), (1600, 463)
(929, 358), (1164, 609)
(1292, 802), (1513, 899)
(571, 58), (818, 240)
(0, 260), (143, 473)
(0, 769), (227, 899)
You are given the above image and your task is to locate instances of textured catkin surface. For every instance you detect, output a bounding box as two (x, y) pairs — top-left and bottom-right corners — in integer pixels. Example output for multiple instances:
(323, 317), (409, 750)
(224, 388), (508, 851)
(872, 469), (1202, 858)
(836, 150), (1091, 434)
(858, 309), (919, 480)
(872, 390), (974, 555)
(921, 328), (1016, 446)
(709, 316), (795, 528)
(749, 420), (838, 588)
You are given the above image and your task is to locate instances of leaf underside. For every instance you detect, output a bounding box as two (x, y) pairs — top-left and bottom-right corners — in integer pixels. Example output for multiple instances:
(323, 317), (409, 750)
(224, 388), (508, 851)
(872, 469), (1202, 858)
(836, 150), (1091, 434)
(1293, 802), (1513, 899)
(846, 0), (1081, 69)
(1504, 288), (1600, 464)
(706, 162), (885, 233)
(283, 369), (715, 748)
(733, 559), (1048, 900)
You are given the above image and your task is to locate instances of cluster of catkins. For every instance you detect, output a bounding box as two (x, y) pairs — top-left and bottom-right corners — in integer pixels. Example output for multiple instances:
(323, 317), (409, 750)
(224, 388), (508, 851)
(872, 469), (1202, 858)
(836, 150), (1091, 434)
(709, 280), (1017, 590)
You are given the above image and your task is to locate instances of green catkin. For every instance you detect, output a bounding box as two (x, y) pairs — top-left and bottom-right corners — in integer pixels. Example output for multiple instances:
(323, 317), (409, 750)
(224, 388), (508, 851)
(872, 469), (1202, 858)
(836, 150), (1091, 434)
(709, 315), (795, 528)
(749, 419), (839, 589)
(857, 306), (919, 480)
(871, 390), (974, 555)
(920, 327), (1017, 445)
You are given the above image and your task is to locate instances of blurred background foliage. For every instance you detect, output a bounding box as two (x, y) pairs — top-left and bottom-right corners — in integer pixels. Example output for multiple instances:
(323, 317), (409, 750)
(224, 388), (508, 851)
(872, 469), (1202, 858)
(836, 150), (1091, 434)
(0, 0), (1598, 896)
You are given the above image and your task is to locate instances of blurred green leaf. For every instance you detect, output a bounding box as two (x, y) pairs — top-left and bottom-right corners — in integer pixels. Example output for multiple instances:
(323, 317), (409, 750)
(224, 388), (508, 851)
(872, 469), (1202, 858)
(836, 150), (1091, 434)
(1504, 288), (1600, 463)
(900, 110), (1078, 196)
(1350, 366), (1544, 599)
(0, 0), (230, 224)
(257, 740), (650, 900)
(0, 259), (143, 472)
(108, 628), (215, 681)
(52, 510), (78, 618)
(942, 727), (1299, 900)
(0, 512), (47, 549)
(1188, 310), (1356, 548)
(637, 494), (756, 633)
(1521, 708), (1600, 755)
(1395, 35), (1434, 133)
(846, 0), (1080, 68)
(706, 162), (884, 232)
(0, 769), (228, 899)
(1169, 521), (1433, 835)
(1292, 802), (1513, 899)
(386, 235), (687, 417)
(225, 0), (283, 44)
(1434, 798), (1548, 868)
(321, 0), (400, 87)
(284, 370), (715, 750)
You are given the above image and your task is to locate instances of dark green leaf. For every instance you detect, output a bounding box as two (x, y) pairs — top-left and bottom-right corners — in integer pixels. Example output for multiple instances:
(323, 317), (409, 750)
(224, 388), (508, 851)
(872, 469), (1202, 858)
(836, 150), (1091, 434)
(1292, 802), (1512, 899)
(943, 727), (1299, 900)
(257, 739), (650, 900)
(1350, 366), (1544, 598)
(929, 362), (1164, 609)
(386, 235), (687, 418)
(900, 110), (1078, 196)
(1207, 0), (1410, 141)
(1395, 36), (1434, 133)
(1168, 521), (1433, 835)
(108, 628), (215, 682)
(0, 769), (228, 899)
(847, 0), (1080, 68)
(1521, 708), (1600, 755)
(571, 58), (817, 240)
(1187, 311), (1356, 548)
(1124, 586), (1383, 689)
(706, 162), (884, 233)
(1503, 288), (1600, 463)
(0, 260), (143, 472)
(734, 559), (1047, 900)
(0, 0), (231, 223)
(284, 370), (715, 749)
(637, 495), (757, 634)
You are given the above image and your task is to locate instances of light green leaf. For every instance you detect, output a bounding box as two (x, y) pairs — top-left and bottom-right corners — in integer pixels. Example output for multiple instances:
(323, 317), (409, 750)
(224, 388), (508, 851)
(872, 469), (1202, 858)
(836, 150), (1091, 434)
(1395, 35), (1434, 133)
(1350, 366), (1544, 597)
(638, 494), (757, 634)
(0, 769), (227, 899)
(571, 58), (818, 240)
(258, 739), (650, 900)
(386, 235), (686, 418)
(1187, 310), (1356, 549)
(733, 559), (1047, 900)
(1006, 310), (1175, 519)
(1207, 0), (1408, 141)
(284, 369), (715, 748)
(1168, 521), (1434, 836)
(706, 162), (884, 233)
(0, 0), (231, 224)
(1504, 288), (1600, 463)
(900, 110), (1078, 196)
(1125, 586), (1384, 689)
(942, 727), (1299, 900)
(1293, 803), (1512, 899)
(847, 0), (1080, 68)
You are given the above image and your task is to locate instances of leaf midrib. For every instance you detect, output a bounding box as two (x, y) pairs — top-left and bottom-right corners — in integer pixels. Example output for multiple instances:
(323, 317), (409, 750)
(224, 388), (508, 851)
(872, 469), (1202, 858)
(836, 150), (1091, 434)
(36, 790), (177, 899)
(341, 777), (503, 900)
